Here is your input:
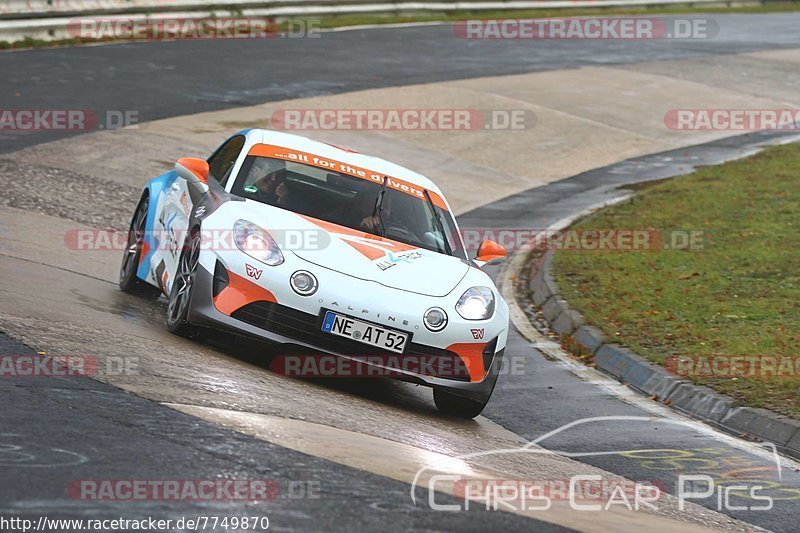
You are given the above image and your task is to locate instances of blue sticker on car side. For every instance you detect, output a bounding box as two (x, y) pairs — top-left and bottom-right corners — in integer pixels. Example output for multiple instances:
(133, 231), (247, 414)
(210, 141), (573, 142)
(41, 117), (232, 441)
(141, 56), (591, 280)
(136, 170), (178, 282)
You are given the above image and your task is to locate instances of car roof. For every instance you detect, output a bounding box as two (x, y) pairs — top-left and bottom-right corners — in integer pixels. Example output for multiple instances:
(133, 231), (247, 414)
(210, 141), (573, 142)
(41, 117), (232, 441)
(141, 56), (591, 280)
(246, 129), (446, 197)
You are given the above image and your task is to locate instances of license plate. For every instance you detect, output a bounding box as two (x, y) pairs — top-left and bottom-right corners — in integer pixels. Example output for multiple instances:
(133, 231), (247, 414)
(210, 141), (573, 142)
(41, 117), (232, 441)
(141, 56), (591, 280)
(321, 311), (408, 354)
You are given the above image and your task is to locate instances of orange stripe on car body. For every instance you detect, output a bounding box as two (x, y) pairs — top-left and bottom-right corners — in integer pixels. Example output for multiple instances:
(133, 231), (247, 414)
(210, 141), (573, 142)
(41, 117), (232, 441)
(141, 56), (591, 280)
(138, 240), (150, 265)
(427, 190), (448, 211)
(299, 214), (417, 261)
(161, 270), (170, 295)
(213, 269), (277, 316)
(446, 342), (489, 382)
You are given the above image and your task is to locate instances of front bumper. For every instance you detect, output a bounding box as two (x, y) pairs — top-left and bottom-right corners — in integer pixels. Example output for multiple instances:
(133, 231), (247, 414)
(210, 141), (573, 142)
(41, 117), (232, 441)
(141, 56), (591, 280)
(188, 263), (504, 403)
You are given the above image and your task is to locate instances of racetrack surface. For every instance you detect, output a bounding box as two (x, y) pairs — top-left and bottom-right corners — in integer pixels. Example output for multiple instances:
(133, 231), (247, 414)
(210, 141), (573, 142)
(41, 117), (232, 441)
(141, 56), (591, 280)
(2, 13), (800, 154)
(2, 13), (800, 532)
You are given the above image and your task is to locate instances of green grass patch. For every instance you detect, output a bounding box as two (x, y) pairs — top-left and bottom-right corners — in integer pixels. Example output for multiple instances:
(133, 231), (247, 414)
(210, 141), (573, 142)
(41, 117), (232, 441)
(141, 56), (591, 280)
(553, 142), (800, 418)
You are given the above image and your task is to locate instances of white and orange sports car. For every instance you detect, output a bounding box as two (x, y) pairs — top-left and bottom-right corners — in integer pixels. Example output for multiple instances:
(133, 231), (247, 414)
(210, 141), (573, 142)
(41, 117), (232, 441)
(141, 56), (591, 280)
(119, 129), (509, 417)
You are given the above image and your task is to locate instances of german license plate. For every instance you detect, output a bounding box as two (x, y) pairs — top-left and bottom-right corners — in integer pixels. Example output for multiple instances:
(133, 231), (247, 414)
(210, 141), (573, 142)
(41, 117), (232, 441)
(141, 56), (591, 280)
(321, 311), (408, 354)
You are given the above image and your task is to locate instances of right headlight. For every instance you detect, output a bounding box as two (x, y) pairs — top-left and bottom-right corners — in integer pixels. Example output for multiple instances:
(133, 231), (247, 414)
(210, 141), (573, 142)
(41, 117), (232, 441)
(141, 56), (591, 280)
(455, 287), (495, 320)
(233, 219), (284, 266)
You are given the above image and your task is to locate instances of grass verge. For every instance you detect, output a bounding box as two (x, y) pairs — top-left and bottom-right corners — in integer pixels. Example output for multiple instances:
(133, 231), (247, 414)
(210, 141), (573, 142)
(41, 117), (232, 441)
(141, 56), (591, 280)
(553, 142), (800, 419)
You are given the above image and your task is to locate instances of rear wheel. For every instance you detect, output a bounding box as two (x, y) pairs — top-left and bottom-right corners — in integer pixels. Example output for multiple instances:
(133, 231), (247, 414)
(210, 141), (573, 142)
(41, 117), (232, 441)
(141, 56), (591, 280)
(119, 195), (159, 296)
(433, 389), (489, 419)
(166, 230), (204, 339)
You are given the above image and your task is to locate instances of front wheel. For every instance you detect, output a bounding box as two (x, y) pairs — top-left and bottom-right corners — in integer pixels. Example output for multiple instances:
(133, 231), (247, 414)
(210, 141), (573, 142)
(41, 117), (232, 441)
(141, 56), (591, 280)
(119, 195), (159, 296)
(433, 389), (489, 419)
(166, 230), (203, 339)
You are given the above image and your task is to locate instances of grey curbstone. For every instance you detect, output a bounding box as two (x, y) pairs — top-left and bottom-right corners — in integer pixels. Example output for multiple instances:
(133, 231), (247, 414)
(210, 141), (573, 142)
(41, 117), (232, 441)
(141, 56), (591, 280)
(719, 406), (758, 432)
(595, 344), (636, 379)
(543, 273), (560, 299)
(788, 429), (800, 459)
(666, 383), (733, 422)
(621, 357), (683, 399)
(640, 371), (684, 401)
(541, 253), (560, 298)
(722, 407), (800, 447)
(621, 357), (657, 389)
(551, 310), (583, 336)
(532, 282), (551, 306)
(529, 260), (545, 293)
(542, 297), (568, 323)
(572, 325), (605, 355)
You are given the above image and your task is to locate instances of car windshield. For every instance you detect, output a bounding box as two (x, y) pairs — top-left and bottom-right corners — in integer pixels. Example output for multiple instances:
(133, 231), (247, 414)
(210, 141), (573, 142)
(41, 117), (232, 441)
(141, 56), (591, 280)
(230, 154), (466, 259)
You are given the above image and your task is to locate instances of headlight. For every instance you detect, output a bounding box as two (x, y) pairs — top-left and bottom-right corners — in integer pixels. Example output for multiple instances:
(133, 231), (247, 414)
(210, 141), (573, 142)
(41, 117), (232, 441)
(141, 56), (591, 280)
(290, 270), (318, 296)
(424, 307), (448, 332)
(233, 219), (284, 266)
(455, 287), (495, 320)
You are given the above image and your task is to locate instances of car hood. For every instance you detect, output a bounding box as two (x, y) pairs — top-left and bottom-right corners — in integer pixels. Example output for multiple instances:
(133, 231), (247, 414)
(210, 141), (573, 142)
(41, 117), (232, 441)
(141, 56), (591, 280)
(237, 200), (469, 297)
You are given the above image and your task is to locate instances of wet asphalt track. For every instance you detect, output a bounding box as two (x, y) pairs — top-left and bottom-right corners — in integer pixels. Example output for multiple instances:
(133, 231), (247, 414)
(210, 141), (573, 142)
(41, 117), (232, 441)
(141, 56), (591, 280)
(0, 335), (568, 532)
(2, 14), (800, 532)
(3, 13), (800, 154)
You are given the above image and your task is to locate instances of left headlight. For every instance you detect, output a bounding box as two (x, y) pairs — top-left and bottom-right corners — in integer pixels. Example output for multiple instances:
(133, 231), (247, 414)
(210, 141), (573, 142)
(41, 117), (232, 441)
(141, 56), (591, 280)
(233, 219), (284, 266)
(455, 287), (495, 320)
(423, 307), (448, 332)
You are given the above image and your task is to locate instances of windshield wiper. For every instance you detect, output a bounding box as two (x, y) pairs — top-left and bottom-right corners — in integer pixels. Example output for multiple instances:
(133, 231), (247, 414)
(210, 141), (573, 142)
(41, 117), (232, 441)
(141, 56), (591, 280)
(371, 175), (388, 237)
(424, 189), (453, 256)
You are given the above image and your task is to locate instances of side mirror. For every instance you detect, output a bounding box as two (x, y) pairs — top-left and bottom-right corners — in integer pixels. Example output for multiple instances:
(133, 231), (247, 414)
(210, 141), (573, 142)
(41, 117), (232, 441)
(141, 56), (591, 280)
(474, 239), (506, 267)
(175, 157), (209, 184)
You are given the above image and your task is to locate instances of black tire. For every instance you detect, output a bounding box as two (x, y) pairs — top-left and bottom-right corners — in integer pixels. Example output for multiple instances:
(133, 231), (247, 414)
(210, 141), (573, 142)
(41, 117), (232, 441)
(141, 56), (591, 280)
(119, 194), (159, 296)
(165, 229), (204, 339)
(433, 389), (489, 419)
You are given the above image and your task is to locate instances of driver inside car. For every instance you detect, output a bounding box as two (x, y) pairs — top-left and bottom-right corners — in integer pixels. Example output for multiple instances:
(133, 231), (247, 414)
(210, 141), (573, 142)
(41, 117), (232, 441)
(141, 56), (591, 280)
(359, 189), (392, 232)
(354, 189), (423, 244)
(250, 160), (293, 208)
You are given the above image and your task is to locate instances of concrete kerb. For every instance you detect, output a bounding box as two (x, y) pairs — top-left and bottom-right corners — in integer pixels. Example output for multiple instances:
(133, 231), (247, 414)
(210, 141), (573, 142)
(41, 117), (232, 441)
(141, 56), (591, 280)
(551, 309), (583, 336)
(521, 227), (800, 459)
(541, 295), (569, 323)
(722, 408), (800, 447)
(572, 325), (604, 355)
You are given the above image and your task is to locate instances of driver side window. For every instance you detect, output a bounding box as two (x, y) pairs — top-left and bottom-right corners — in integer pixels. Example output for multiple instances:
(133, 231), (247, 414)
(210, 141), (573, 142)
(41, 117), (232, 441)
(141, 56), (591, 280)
(207, 135), (245, 188)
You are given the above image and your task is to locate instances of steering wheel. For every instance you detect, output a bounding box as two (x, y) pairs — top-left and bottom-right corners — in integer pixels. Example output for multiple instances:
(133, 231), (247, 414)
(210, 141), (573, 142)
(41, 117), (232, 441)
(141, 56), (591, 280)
(385, 220), (418, 242)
